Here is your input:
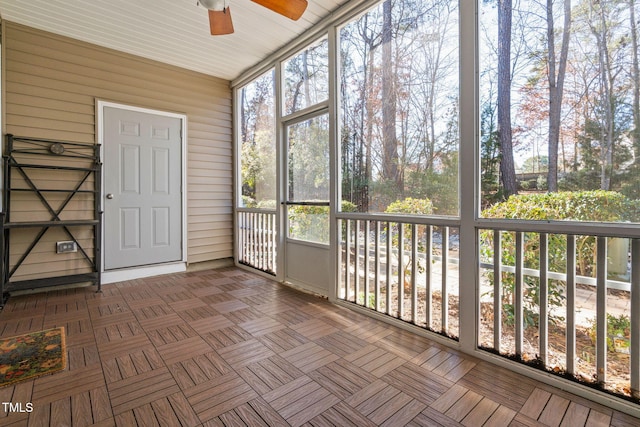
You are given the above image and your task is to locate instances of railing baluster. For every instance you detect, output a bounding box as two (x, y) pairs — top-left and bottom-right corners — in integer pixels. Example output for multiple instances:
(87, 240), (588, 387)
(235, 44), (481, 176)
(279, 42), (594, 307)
(238, 212), (244, 264)
(355, 220), (361, 305)
(596, 236), (608, 385)
(375, 221), (381, 312)
(632, 238), (640, 399)
(258, 213), (264, 270)
(261, 213), (266, 271)
(493, 229), (502, 352)
(441, 226), (449, 333)
(243, 212), (248, 264)
(412, 224), (418, 323)
(426, 225), (433, 328)
(253, 212), (258, 266)
(539, 232), (548, 366)
(386, 221), (392, 316)
(337, 219), (343, 299)
(271, 213), (276, 272)
(566, 234), (576, 375)
(398, 223), (404, 319)
(515, 231), (524, 357)
(345, 219), (351, 302)
(364, 220), (370, 308)
(235, 211), (276, 274)
(248, 213), (254, 266)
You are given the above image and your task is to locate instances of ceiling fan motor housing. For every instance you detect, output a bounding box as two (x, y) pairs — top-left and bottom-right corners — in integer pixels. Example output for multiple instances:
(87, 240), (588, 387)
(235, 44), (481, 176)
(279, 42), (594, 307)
(198, 0), (227, 11)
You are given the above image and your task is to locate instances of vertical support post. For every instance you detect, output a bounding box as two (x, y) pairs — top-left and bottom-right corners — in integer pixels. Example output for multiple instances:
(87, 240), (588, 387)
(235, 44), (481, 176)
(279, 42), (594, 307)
(3, 136), (11, 289)
(94, 144), (102, 291)
(632, 238), (640, 398)
(271, 212), (276, 272)
(596, 236), (608, 385)
(493, 229), (502, 352)
(566, 234), (576, 375)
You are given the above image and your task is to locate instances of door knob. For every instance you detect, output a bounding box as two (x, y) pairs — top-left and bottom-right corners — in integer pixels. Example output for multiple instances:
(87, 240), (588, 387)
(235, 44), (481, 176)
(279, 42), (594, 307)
(106, 193), (114, 199)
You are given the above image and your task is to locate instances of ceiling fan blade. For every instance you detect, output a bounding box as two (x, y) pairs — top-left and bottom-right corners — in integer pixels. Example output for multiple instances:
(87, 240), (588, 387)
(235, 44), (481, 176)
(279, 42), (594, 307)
(209, 7), (234, 35)
(251, 0), (308, 21)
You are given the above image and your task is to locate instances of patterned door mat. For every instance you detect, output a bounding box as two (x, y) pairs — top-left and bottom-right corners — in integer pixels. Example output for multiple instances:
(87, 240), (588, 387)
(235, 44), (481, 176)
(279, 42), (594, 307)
(0, 327), (66, 387)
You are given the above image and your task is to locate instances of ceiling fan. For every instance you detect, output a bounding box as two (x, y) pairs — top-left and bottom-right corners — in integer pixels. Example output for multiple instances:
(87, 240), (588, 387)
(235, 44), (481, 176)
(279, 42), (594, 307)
(198, 0), (308, 35)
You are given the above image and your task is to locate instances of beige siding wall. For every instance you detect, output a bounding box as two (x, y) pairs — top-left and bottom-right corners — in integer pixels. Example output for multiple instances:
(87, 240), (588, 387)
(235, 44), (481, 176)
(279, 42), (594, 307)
(3, 22), (233, 280)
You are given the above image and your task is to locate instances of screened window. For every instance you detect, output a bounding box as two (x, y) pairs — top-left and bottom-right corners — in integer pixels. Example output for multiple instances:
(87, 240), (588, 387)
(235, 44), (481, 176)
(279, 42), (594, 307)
(479, 0), (640, 223)
(283, 37), (329, 116)
(339, 0), (460, 216)
(239, 69), (277, 208)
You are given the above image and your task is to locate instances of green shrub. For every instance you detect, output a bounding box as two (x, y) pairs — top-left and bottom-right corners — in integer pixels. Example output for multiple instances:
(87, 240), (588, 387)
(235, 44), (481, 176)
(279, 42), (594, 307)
(242, 195), (256, 208)
(481, 191), (638, 328)
(290, 200), (357, 243)
(588, 314), (631, 353)
(384, 198), (435, 288)
(482, 190), (640, 223)
(385, 197), (434, 216)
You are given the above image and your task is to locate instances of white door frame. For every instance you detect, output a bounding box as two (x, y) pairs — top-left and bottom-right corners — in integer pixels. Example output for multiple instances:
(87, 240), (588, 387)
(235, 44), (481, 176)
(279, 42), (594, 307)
(281, 109), (332, 296)
(97, 100), (188, 284)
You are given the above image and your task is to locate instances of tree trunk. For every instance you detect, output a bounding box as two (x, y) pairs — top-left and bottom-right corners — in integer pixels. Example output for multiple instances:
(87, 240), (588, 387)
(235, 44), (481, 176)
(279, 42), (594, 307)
(498, 0), (518, 196)
(547, 0), (571, 192)
(382, 0), (401, 194)
(240, 88), (247, 143)
(302, 50), (311, 107)
(591, 4), (614, 190)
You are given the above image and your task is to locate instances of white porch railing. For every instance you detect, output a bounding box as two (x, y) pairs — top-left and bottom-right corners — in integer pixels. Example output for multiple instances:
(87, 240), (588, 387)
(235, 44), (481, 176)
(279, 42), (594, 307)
(237, 209), (277, 275)
(338, 215), (460, 339)
(479, 227), (640, 400)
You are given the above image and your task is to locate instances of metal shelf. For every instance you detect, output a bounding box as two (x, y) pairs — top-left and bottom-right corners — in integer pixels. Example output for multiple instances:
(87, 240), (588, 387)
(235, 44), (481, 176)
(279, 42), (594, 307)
(4, 220), (100, 228)
(1, 134), (102, 306)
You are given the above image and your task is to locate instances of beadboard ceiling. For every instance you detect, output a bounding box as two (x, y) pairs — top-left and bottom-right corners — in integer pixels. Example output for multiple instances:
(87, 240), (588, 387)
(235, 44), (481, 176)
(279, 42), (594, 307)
(0, 0), (351, 81)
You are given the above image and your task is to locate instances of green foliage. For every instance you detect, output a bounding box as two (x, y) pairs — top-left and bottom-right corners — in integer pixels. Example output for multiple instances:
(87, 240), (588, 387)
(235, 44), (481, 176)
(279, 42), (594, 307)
(290, 201), (356, 243)
(385, 197), (434, 216)
(357, 292), (376, 309)
(241, 195), (256, 208)
(341, 201), (358, 213)
(480, 100), (502, 205)
(588, 314), (631, 353)
(240, 129), (276, 206)
(256, 199), (277, 210)
(520, 155), (549, 174)
(482, 190), (640, 222)
(384, 197), (435, 282)
(481, 191), (640, 328)
(404, 157), (459, 216)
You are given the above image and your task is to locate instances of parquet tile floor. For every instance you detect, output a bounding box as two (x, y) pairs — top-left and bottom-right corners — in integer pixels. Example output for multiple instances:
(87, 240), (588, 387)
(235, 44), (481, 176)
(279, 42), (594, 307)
(0, 267), (639, 426)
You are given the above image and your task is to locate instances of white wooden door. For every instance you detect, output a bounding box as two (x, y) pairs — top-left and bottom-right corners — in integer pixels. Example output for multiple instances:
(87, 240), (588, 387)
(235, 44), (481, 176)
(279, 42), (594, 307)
(103, 106), (182, 270)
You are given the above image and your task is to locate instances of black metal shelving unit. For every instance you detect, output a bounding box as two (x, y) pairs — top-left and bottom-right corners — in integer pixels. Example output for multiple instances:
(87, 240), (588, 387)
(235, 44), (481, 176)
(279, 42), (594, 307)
(1, 134), (102, 305)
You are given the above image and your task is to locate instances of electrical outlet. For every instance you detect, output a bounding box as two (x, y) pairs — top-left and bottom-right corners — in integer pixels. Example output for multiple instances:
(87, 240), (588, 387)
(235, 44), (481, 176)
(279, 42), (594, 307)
(56, 241), (77, 253)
